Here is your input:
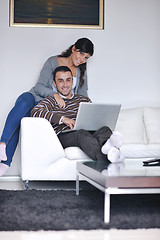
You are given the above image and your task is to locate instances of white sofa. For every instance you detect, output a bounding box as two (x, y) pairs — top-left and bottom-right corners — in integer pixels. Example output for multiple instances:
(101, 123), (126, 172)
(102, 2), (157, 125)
(20, 106), (160, 184)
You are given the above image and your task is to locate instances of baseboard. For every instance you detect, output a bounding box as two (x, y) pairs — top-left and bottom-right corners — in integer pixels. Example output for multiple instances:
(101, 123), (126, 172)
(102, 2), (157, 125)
(0, 176), (21, 182)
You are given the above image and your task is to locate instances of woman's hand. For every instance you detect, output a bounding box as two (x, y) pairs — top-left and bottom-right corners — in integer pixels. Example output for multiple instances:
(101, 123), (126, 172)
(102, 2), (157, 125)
(62, 117), (75, 129)
(53, 93), (66, 108)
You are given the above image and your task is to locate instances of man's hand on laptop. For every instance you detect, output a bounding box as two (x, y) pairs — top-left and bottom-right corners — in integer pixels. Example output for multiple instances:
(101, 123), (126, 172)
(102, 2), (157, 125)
(62, 117), (75, 129)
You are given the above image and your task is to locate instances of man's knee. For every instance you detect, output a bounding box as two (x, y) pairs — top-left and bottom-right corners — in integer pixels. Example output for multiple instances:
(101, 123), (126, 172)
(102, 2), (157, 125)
(99, 126), (112, 134)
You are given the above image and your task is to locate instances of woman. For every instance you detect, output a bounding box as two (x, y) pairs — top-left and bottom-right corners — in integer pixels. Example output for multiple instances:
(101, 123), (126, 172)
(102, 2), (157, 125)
(0, 37), (94, 176)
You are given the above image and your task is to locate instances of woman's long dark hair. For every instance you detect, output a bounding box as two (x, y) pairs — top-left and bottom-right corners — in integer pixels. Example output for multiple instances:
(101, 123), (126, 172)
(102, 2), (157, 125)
(59, 38), (94, 87)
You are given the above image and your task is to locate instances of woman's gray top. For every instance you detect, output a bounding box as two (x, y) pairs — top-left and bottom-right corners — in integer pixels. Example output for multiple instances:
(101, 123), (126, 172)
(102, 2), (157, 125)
(29, 55), (88, 102)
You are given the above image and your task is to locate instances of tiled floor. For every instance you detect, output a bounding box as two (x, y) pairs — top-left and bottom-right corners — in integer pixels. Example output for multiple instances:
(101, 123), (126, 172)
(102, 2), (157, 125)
(0, 177), (160, 240)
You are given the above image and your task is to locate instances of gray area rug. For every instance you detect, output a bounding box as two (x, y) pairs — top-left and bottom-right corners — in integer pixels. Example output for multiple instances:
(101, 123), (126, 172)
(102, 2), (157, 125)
(0, 189), (160, 231)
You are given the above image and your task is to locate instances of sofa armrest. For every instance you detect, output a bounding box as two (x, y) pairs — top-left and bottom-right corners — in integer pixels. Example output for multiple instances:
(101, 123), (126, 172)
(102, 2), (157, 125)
(20, 117), (65, 180)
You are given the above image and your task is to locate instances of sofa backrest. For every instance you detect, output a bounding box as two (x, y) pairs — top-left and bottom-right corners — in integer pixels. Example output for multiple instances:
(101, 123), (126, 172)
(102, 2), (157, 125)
(115, 106), (160, 145)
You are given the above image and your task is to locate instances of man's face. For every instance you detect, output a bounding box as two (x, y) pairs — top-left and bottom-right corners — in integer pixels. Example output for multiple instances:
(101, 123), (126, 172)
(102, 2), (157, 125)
(54, 71), (73, 98)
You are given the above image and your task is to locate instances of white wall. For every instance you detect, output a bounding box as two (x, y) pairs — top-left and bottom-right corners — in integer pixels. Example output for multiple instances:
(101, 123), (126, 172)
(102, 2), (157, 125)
(0, 0), (160, 176)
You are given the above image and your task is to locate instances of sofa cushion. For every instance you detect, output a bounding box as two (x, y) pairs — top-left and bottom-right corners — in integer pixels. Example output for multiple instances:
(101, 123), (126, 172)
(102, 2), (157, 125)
(144, 107), (160, 143)
(121, 144), (160, 158)
(115, 108), (145, 144)
(64, 147), (91, 160)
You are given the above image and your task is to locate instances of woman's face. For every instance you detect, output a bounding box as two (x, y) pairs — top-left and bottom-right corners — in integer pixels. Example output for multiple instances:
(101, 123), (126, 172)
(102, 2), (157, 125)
(71, 46), (91, 66)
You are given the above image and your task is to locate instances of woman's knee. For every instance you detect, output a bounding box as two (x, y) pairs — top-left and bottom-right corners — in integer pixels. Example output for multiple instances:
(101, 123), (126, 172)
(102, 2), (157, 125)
(15, 92), (35, 111)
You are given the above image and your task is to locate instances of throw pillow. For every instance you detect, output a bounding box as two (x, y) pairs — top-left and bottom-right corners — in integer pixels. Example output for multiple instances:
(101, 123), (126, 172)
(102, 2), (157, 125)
(143, 107), (160, 143)
(115, 107), (145, 144)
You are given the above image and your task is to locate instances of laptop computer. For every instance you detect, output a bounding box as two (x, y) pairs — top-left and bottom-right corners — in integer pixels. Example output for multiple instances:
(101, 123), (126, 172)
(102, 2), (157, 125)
(63, 102), (121, 132)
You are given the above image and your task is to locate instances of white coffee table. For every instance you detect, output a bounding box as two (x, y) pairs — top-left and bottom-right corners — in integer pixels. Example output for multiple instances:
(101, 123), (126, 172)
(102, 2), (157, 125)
(76, 159), (160, 223)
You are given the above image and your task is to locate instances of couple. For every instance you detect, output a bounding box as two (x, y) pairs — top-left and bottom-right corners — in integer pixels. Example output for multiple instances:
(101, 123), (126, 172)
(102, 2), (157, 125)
(0, 37), (124, 176)
(0, 37), (94, 176)
(30, 66), (125, 164)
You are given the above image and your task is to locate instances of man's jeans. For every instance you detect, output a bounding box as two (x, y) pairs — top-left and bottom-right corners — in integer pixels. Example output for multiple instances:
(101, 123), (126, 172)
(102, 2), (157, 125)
(58, 126), (112, 162)
(0, 92), (36, 166)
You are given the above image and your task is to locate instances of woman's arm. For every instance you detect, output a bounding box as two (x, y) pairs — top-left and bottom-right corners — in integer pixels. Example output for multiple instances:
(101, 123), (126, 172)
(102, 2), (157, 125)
(53, 93), (66, 108)
(30, 56), (59, 99)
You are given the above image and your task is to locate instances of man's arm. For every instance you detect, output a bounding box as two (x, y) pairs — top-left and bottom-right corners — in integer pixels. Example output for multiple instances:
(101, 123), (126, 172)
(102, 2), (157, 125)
(30, 97), (63, 124)
(61, 117), (75, 129)
(30, 96), (75, 129)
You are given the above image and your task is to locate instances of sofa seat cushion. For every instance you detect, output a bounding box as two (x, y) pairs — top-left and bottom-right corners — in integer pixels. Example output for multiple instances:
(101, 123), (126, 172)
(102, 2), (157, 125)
(64, 147), (92, 160)
(121, 144), (160, 158)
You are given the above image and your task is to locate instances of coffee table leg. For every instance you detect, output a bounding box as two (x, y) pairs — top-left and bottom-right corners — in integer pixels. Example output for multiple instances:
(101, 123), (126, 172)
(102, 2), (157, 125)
(104, 190), (110, 223)
(76, 172), (79, 195)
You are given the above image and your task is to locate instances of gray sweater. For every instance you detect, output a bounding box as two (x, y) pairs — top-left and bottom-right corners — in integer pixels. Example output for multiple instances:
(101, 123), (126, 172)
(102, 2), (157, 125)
(29, 55), (88, 102)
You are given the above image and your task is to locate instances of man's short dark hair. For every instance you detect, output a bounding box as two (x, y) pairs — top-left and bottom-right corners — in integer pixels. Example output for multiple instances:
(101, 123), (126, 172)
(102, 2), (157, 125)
(53, 66), (73, 82)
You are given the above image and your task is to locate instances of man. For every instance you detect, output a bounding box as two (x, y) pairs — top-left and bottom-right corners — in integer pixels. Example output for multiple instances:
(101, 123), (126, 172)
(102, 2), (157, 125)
(30, 66), (124, 163)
